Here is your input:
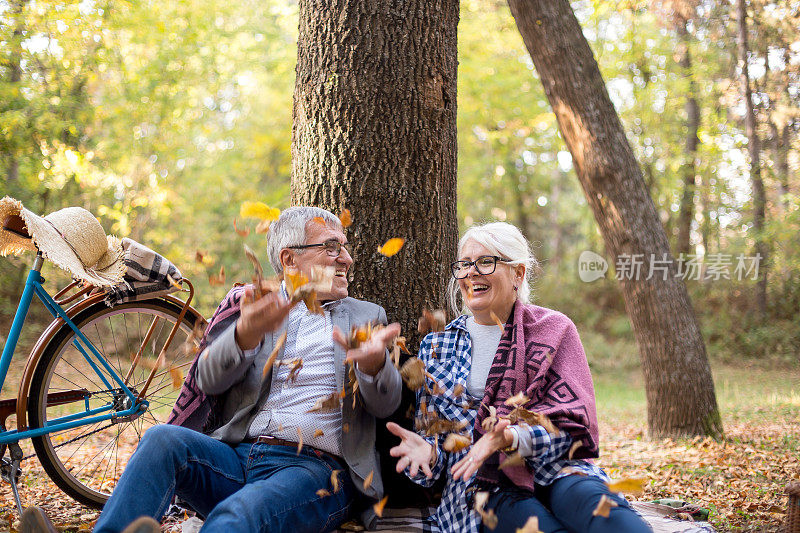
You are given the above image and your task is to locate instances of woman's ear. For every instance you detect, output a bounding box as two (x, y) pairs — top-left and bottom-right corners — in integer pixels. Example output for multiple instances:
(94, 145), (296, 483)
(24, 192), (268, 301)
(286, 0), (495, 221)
(514, 264), (526, 285)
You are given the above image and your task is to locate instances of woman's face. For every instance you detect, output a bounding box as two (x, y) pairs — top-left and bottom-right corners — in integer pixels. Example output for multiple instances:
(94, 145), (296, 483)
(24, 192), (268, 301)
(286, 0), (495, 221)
(457, 239), (523, 321)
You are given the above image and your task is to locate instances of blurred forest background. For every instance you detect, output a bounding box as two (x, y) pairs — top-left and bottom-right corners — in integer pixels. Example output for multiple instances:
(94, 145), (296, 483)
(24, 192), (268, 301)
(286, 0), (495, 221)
(2, 0), (798, 368)
(0, 1), (799, 529)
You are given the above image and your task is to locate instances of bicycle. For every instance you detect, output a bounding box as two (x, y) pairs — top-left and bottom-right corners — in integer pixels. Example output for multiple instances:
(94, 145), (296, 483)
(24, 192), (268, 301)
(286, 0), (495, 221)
(0, 220), (205, 516)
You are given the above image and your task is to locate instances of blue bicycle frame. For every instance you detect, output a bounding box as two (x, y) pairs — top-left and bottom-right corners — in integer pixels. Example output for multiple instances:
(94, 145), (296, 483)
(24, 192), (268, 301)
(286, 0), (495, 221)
(0, 254), (148, 445)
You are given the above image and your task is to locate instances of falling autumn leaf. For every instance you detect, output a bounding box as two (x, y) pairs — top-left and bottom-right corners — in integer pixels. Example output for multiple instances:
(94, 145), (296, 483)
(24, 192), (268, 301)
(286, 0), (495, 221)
(165, 274), (183, 291)
(169, 367), (183, 389)
(240, 201), (280, 221)
(338, 209), (352, 228)
(373, 496), (388, 517)
(568, 440), (583, 460)
(505, 392), (530, 407)
(443, 433), (471, 452)
(592, 495), (618, 518)
(331, 470), (341, 493)
(233, 218), (250, 237)
(285, 269), (309, 294)
(312, 216), (327, 227)
(316, 489), (331, 498)
(255, 219), (271, 234)
(606, 477), (647, 496)
(489, 310), (505, 329)
(377, 237), (405, 257)
(516, 516), (542, 533)
(453, 384), (465, 397)
(313, 429), (324, 438)
(363, 470), (374, 491)
(208, 265), (226, 286)
(287, 358), (304, 383)
(262, 331), (287, 381)
(307, 392), (342, 413)
(342, 423), (350, 433)
(244, 244), (264, 297)
(296, 427), (303, 454)
(400, 357), (426, 390)
(418, 309), (447, 335)
(482, 509), (498, 530)
(498, 452), (525, 471)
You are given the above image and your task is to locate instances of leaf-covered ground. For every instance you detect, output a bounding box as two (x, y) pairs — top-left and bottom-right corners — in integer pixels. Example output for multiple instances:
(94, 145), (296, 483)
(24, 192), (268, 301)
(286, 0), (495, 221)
(0, 363), (797, 532)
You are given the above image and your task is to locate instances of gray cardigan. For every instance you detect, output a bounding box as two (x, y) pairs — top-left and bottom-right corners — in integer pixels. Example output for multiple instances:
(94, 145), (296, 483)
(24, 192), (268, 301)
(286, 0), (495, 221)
(196, 297), (402, 505)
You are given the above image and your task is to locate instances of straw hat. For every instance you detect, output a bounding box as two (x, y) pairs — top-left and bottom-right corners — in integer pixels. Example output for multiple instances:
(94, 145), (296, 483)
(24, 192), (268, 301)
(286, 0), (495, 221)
(0, 196), (126, 287)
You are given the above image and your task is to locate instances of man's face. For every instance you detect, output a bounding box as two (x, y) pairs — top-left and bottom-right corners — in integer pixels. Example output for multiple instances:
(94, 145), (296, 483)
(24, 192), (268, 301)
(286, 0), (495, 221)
(284, 220), (353, 301)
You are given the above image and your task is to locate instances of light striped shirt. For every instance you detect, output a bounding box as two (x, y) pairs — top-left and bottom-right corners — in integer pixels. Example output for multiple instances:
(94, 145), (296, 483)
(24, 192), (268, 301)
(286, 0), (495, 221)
(247, 298), (342, 456)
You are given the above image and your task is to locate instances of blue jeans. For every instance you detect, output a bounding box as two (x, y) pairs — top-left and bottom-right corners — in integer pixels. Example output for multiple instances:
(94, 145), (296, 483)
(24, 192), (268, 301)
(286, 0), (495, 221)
(483, 475), (651, 533)
(94, 424), (354, 533)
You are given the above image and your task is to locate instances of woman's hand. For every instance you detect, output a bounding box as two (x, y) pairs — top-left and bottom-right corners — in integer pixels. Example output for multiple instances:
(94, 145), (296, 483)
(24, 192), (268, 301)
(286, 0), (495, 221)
(387, 422), (435, 478)
(451, 419), (513, 481)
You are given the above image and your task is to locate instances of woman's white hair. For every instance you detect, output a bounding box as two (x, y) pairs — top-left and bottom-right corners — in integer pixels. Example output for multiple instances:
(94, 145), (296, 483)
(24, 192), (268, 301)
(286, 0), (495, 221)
(267, 206), (342, 275)
(447, 221), (538, 315)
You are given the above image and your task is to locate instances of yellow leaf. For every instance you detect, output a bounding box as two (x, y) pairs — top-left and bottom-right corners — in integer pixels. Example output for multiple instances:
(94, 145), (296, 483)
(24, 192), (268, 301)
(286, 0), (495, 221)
(363, 470), (374, 491)
(316, 489), (331, 498)
(296, 427), (303, 455)
(285, 269), (309, 294)
(169, 367), (183, 389)
(339, 209), (353, 228)
(592, 494), (618, 517)
(240, 201), (280, 221)
(516, 516), (542, 533)
(373, 495), (388, 517)
(606, 477), (647, 496)
(498, 452), (524, 471)
(331, 469), (341, 493)
(377, 238), (405, 257)
(313, 429), (324, 438)
(443, 433), (471, 452)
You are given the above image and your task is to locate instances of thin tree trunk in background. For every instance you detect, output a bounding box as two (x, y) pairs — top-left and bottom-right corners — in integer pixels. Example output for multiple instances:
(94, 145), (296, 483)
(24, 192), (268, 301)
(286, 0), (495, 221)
(736, 0), (768, 318)
(507, 0), (722, 438)
(676, 21), (700, 257)
(5, 0), (27, 184)
(290, 0), (459, 346)
(511, 173), (531, 240)
(776, 124), (790, 206)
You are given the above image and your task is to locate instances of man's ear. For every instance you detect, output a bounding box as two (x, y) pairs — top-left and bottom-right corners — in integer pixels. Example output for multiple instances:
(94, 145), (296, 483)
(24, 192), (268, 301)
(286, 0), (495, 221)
(280, 249), (295, 272)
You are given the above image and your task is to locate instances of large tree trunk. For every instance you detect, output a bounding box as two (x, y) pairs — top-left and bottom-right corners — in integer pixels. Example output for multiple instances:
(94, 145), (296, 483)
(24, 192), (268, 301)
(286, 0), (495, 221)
(507, 0), (722, 438)
(290, 0), (459, 347)
(675, 21), (700, 257)
(737, 0), (768, 318)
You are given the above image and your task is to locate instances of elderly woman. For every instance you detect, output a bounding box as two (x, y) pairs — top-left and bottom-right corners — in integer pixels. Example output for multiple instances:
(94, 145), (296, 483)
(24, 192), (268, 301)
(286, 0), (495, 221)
(387, 222), (650, 533)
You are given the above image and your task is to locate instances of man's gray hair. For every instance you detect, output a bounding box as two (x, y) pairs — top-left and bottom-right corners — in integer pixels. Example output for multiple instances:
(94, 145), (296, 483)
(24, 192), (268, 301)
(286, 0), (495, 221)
(267, 206), (342, 275)
(447, 221), (538, 315)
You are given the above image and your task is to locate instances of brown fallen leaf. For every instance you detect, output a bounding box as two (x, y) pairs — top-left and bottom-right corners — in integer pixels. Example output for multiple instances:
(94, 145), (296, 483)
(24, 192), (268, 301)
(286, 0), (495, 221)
(313, 429), (324, 438)
(255, 219), (271, 234)
(307, 392), (342, 413)
(342, 423), (350, 433)
(400, 357), (426, 390)
(373, 495), (388, 517)
(489, 310), (505, 329)
(516, 516), (542, 533)
(606, 477), (646, 496)
(296, 427), (303, 455)
(338, 520), (365, 532)
(592, 494), (618, 517)
(453, 384), (465, 397)
(233, 218), (250, 237)
(331, 469), (341, 493)
(208, 265), (226, 286)
(418, 309), (447, 335)
(262, 331), (287, 381)
(169, 367), (183, 389)
(287, 358), (304, 382)
(316, 489), (331, 498)
(363, 470), (374, 491)
(568, 440), (583, 460)
(243, 244), (264, 298)
(195, 250), (207, 263)
(443, 433), (471, 452)
(481, 509), (498, 530)
(505, 392), (530, 407)
(498, 452), (525, 471)
(482, 406), (498, 432)
(338, 209), (352, 228)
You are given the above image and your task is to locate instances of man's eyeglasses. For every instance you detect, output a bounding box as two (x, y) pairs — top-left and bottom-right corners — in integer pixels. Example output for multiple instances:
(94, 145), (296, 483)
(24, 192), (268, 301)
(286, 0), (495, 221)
(288, 239), (353, 257)
(450, 255), (511, 279)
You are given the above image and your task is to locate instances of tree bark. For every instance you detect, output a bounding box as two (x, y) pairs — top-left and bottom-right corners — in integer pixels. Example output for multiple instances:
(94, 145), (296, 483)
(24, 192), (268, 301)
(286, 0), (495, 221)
(736, 0), (768, 318)
(675, 21), (700, 257)
(4, 0), (27, 184)
(290, 0), (459, 347)
(507, 0), (722, 438)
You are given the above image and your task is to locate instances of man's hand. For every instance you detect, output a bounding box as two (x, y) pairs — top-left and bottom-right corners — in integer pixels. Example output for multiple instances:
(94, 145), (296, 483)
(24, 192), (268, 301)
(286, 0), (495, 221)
(387, 422), (435, 478)
(450, 418), (514, 481)
(333, 323), (401, 376)
(234, 289), (294, 351)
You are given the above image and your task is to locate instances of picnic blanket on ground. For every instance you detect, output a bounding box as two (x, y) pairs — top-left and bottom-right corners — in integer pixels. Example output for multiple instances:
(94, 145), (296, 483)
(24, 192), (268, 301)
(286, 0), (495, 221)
(164, 502), (715, 532)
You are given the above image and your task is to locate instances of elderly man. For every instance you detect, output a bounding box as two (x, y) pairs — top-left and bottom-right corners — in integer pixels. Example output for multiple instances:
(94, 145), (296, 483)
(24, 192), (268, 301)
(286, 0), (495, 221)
(55, 206), (401, 533)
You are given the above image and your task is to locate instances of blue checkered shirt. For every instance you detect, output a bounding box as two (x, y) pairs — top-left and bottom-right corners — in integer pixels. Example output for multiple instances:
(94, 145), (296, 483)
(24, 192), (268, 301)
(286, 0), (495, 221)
(406, 315), (609, 533)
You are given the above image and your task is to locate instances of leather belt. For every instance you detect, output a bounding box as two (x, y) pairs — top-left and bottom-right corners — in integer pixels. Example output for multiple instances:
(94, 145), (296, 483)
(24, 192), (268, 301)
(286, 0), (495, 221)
(244, 435), (344, 464)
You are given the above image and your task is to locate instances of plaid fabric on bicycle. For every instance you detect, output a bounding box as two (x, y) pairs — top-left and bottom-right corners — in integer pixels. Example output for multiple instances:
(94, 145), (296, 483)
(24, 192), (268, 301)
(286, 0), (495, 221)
(103, 237), (183, 306)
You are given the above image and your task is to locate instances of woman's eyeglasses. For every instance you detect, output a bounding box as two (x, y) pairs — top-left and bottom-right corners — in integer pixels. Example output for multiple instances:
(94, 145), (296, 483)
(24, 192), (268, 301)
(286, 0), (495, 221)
(450, 255), (511, 279)
(288, 239), (352, 257)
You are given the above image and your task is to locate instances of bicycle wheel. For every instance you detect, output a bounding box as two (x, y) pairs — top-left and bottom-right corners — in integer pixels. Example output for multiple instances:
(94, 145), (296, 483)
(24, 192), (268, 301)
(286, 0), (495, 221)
(28, 298), (202, 508)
